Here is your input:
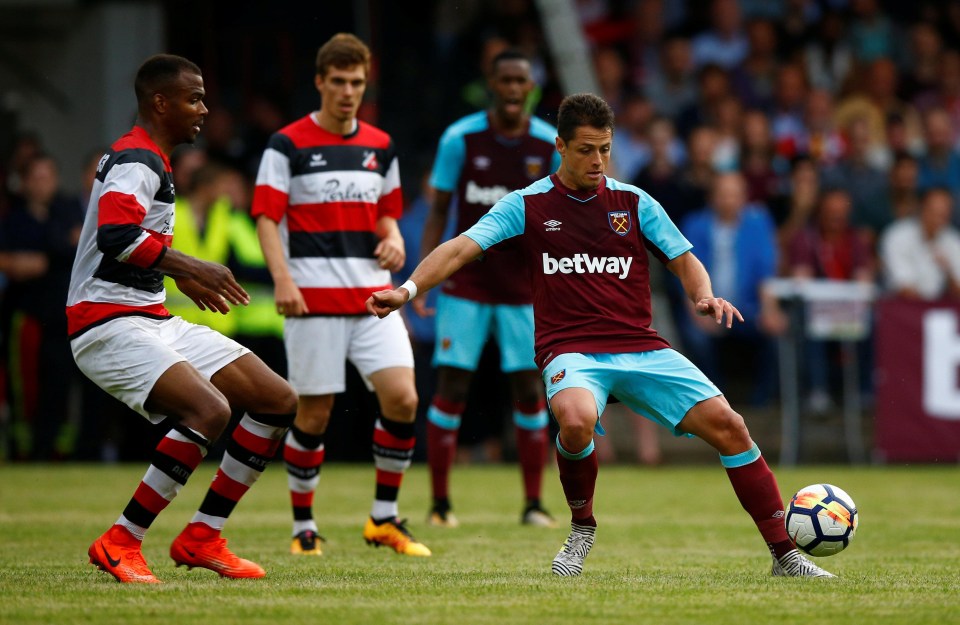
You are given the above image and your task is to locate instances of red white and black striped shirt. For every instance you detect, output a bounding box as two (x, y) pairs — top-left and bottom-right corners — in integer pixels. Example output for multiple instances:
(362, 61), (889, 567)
(66, 126), (174, 337)
(252, 115), (402, 315)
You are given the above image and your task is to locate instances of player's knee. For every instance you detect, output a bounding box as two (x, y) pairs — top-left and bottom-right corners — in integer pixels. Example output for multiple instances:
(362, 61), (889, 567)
(273, 382), (298, 415)
(385, 388), (418, 422)
(559, 420), (595, 452)
(186, 395), (232, 440)
(716, 409), (751, 449)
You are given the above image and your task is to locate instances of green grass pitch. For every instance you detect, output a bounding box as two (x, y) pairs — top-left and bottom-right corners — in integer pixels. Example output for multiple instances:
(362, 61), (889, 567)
(1, 462), (958, 624)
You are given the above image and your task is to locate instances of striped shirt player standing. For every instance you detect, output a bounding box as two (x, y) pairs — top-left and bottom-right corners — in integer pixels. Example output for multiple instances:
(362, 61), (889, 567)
(369, 93), (835, 578)
(73, 54), (297, 584)
(253, 33), (429, 557)
(417, 49), (561, 529)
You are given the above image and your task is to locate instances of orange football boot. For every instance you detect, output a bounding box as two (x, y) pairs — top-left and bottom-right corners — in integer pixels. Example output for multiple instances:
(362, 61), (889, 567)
(88, 525), (161, 584)
(169, 522), (265, 579)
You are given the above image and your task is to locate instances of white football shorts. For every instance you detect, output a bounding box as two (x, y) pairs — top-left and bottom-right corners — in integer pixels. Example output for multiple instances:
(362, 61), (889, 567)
(283, 313), (414, 396)
(70, 315), (250, 424)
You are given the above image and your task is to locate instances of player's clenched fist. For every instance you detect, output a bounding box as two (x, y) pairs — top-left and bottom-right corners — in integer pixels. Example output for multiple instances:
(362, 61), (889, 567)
(366, 288), (407, 318)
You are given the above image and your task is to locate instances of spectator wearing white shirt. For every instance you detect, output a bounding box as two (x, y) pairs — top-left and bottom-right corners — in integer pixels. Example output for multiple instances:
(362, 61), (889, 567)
(880, 187), (960, 301)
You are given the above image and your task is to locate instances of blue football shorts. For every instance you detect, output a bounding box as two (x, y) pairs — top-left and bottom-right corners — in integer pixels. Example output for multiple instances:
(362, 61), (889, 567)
(433, 292), (536, 373)
(541, 349), (722, 437)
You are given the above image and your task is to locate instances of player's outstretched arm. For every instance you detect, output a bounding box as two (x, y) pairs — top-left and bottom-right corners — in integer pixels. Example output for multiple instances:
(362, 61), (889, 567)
(367, 234), (483, 318)
(666, 251), (744, 328)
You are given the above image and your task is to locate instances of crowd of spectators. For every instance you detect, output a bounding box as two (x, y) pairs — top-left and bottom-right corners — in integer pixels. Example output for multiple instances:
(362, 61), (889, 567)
(3, 0), (960, 462)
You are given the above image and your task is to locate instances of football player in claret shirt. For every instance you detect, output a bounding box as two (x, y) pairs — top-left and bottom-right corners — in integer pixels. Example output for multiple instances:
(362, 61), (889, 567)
(72, 54), (297, 584)
(416, 49), (561, 529)
(253, 33), (429, 557)
(369, 93), (835, 578)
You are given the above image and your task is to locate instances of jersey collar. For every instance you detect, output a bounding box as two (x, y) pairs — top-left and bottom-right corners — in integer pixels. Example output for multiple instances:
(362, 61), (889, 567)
(550, 173), (606, 203)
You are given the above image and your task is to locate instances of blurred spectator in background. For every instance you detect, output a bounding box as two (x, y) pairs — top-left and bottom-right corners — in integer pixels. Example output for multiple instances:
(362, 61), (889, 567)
(677, 172), (784, 406)
(913, 50), (960, 138)
(611, 92), (654, 181)
(739, 108), (782, 205)
(770, 64), (809, 158)
(821, 116), (890, 246)
(880, 187), (960, 301)
(675, 125), (717, 226)
(170, 146), (208, 197)
(731, 18), (779, 111)
(792, 89), (845, 167)
(201, 106), (249, 172)
(900, 22), (944, 106)
(785, 188), (874, 412)
(776, 0), (819, 59)
(711, 95), (742, 172)
(0, 154), (83, 459)
(593, 46), (630, 115)
(803, 9), (853, 94)
(627, 0), (666, 88)
(692, 0), (748, 70)
(878, 152), (922, 223)
(1, 133), (43, 206)
(633, 116), (687, 218)
(769, 155), (820, 259)
(916, 108), (960, 220)
(848, 0), (900, 65)
(677, 63), (731, 139)
(643, 33), (697, 119)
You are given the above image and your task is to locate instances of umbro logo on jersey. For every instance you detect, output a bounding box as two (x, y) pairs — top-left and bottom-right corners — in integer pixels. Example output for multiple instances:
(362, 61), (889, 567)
(544, 219), (562, 232)
(362, 151), (379, 170)
(473, 155), (491, 170)
(309, 153), (328, 167)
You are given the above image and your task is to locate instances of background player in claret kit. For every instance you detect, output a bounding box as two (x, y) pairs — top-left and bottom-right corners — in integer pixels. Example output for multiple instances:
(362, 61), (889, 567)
(369, 93), (835, 578)
(71, 54), (297, 584)
(252, 33), (429, 557)
(417, 49), (561, 528)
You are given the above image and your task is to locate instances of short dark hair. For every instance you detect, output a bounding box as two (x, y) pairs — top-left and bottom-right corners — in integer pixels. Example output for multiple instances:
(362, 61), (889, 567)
(134, 54), (201, 106)
(556, 93), (615, 142)
(490, 48), (529, 74)
(316, 33), (371, 77)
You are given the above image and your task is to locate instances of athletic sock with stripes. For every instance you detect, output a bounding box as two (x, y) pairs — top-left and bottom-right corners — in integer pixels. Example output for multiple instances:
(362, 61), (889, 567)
(721, 443), (795, 558)
(190, 412), (293, 530)
(116, 425), (210, 540)
(555, 436), (599, 527)
(283, 425), (325, 536)
(371, 417), (415, 522)
(426, 397), (464, 504)
(513, 399), (549, 503)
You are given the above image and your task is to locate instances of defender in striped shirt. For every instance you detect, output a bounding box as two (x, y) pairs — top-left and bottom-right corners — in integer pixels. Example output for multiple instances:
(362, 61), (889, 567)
(253, 33), (429, 558)
(75, 54), (297, 584)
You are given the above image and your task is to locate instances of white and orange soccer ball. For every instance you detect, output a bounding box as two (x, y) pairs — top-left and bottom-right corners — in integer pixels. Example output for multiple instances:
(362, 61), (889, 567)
(785, 483), (858, 557)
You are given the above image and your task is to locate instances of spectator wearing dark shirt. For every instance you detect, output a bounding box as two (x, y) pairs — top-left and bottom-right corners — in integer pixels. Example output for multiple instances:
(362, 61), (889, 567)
(0, 154), (83, 459)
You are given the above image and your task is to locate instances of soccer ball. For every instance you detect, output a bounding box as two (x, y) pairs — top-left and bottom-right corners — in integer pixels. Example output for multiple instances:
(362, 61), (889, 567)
(785, 483), (858, 557)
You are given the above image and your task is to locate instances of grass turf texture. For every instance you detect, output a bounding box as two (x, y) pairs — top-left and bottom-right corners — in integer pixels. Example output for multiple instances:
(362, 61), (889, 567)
(1, 463), (958, 625)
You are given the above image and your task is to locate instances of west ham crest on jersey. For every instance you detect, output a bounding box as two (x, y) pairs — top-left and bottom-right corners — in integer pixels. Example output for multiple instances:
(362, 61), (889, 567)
(525, 156), (544, 179)
(607, 210), (631, 236)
